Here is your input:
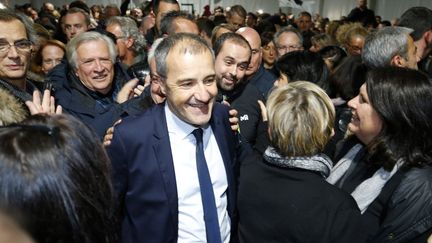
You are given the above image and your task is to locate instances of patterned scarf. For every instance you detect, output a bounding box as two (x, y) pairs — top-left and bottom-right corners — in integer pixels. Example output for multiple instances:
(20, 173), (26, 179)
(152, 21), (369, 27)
(263, 146), (333, 178)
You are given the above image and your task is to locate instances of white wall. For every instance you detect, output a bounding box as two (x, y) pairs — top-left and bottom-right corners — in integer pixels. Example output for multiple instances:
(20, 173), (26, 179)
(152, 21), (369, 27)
(178, 0), (279, 16)
(6, 0), (432, 22)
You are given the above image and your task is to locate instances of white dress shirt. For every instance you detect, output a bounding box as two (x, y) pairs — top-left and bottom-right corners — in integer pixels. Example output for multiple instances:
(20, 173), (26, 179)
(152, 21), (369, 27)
(165, 104), (231, 243)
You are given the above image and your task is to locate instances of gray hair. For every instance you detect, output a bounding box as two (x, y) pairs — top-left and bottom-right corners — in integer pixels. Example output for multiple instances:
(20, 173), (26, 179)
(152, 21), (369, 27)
(105, 16), (146, 54)
(154, 33), (214, 80)
(148, 37), (164, 64)
(362, 26), (413, 68)
(0, 9), (37, 45)
(66, 31), (117, 70)
(273, 26), (303, 48)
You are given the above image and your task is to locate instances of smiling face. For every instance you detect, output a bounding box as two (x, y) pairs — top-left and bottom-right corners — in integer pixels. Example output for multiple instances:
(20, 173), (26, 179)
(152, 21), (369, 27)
(161, 48), (217, 126)
(0, 19), (31, 83)
(347, 84), (383, 145)
(215, 40), (251, 91)
(74, 40), (114, 94)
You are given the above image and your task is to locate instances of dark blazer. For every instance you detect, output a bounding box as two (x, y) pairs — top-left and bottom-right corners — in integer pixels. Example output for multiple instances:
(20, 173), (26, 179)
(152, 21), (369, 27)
(106, 102), (239, 243)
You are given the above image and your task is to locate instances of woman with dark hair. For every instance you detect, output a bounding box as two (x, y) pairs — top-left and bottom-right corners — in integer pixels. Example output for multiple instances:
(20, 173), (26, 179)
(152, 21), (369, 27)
(324, 55), (368, 158)
(327, 67), (432, 242)
(260, 31), (276, 71)
(318, 45), (347, 72)
(0, 114), (117, 242)
(275, 50), (330, 94)
(238, 82), (364, 243)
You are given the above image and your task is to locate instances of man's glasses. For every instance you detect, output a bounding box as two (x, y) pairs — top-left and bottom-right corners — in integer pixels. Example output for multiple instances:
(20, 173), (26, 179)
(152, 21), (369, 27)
(0, 39), (32, 56)
(276, 44), (303, 53)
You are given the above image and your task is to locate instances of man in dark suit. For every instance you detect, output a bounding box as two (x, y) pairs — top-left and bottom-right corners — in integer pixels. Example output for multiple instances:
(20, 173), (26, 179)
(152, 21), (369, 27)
(107, 33), (239, 243)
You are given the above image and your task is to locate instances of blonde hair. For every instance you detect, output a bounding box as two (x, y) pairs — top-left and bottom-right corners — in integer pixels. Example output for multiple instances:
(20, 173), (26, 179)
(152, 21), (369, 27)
(267, 81), (335, 157)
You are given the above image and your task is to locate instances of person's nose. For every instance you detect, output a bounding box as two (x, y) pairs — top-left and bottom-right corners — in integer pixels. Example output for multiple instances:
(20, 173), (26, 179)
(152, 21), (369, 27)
(7, 45), (19, 58)
(348, 95), (359, 110)
(195, 83), (212, 102)
(93, 59), (105, 72)
(228, 65), (237, 77)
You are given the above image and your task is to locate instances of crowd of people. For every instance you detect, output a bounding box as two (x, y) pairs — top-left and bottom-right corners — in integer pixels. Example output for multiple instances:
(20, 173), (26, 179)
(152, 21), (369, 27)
(0, 0), (432, 242)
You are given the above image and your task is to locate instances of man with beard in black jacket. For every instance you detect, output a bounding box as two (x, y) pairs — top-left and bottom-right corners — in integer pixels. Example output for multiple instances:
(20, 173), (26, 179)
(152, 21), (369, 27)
(214, 33), (268, 152)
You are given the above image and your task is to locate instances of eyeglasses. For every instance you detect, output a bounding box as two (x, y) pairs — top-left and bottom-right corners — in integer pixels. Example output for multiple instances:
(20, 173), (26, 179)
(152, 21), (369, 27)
(276, 44), (303, 53)
(0, 39), (32, 56)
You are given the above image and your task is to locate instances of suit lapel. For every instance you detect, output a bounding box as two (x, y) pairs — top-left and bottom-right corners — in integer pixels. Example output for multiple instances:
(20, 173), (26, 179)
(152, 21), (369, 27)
(210, 104), (236, 214)
(152, 104), (179, 230)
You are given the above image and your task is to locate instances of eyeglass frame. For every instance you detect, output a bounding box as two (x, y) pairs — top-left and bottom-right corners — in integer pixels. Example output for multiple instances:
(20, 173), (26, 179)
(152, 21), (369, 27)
(0, 39), (33, 56)
(276, 44), (304, 53)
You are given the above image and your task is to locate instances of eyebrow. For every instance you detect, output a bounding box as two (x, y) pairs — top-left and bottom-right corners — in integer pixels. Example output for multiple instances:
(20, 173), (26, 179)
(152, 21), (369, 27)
(223, 56), (235, 61)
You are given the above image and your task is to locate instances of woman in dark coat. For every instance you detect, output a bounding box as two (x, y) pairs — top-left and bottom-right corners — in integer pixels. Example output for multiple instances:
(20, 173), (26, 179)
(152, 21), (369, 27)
(327, 67), (432, 242)
(238, 81), (364, 243)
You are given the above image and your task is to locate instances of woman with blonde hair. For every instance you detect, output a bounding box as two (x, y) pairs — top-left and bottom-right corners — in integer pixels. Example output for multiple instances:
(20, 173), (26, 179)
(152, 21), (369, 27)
(238, 81), (364, 243)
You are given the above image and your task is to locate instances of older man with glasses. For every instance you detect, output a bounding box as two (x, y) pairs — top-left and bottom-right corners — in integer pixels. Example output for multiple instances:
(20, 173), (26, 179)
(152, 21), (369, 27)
(273, 26), (304, 58)
(0, 9), (60, 116)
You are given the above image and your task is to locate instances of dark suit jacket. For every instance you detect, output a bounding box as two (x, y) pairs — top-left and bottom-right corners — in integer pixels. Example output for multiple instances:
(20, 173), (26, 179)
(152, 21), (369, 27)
(107, 102), (239, 243)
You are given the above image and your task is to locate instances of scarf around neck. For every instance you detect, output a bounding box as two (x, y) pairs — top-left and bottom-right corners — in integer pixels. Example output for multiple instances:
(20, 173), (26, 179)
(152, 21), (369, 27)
(263, 146), (333, 178)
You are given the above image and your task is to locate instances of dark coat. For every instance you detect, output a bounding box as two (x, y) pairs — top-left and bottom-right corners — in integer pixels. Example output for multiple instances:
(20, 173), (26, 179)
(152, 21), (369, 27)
(238, 151), (365, 243)
(248, 64), (277, 98)
(219, 82), (269, 152)
(48, 60), (150, 139)
(334, 138), (432, 242)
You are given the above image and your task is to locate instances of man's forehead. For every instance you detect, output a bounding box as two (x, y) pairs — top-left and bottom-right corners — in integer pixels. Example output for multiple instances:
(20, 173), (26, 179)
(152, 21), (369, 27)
(279, 32), (300, 45)
(77, 40), (108, 53)
(64, 12), (85, 22)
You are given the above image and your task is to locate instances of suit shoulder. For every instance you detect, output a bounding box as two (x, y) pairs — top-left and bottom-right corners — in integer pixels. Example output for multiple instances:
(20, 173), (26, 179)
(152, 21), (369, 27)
(117, 104), (164, 132)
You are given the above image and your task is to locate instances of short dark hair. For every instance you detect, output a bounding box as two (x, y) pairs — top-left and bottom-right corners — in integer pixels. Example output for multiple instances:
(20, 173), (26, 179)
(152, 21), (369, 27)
(153, 0), (179, 15)
(276, 50), (330, 94)
(197, 17), (215, 38)
(0, 114), (116, 242)
(226, 5), (246, 19)
(327, 55), (366, 100)
(398, 7), (432, 41)
(159, 10), (195, 36)
(213, 32), (251, 57)
(155, 33), (213, 80)
(0, 9), (37, 44)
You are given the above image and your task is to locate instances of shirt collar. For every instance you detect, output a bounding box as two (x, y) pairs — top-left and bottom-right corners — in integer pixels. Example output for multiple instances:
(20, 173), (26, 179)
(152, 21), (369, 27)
(164, 102), (210, 140)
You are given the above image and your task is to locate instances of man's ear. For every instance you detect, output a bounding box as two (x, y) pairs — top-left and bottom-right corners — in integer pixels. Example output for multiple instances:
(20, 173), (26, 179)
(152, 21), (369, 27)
(424, 30), (432, 44)
(390, 54), (405, 67)
(125, 37), (135, 49)
(159, 80), (167, 95)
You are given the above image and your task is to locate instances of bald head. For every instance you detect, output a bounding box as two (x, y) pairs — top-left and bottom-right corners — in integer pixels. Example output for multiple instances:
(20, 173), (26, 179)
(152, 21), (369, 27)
(236, 27), (262, 77)
(237, 27), (261, 46)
